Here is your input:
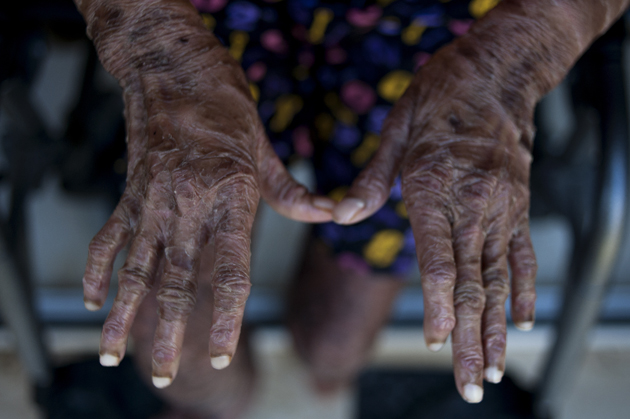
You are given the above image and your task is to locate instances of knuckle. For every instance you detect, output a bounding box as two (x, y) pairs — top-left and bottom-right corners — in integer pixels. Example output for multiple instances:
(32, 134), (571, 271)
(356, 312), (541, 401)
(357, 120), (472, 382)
(118, 266), (152, 295)
(102, 318), (127, 341)
(213, 269), (251, 312)
(156, 281), (197, 317)
(421, 261), (456, 287)
(356, 172), (390, 201)
(454, 282), (486, 313)
(513, 291), (536, 314)
(220, 208), (253, 231)
(152, 342), (179, 365)
(458, 252), (482, 268)
(483, 328), (507, 354)
(82, 275), (103, 294)
(274, 178), (307, 204)
(402, 161), (452, 197)
(515, 256), (538, 280)
(88, 234), (116, 259)
(457, 349), (485, 373)
(172, 172), (201, 212)
(429, 314), (456, 335)
(212, 163), (257, 192)
(483, 267), (510, 300)
(209, 322), (237, 347)
(165, 247), (197, 272)
(454, 174), (496, 212)
(453, 226), (484, 257)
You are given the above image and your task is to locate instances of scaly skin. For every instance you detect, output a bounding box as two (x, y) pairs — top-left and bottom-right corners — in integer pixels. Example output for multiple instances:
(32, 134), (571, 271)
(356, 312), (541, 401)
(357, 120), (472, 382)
(74, 0), (630, 403)
(73, 0), (335, 387)
(332, 0), (630, 403)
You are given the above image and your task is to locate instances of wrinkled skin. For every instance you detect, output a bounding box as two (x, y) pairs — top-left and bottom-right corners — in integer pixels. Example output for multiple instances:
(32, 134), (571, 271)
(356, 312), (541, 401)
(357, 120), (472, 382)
(76, 0), (334, 385)
(74, 0), (630, 403)
(332, 0), (630, 402)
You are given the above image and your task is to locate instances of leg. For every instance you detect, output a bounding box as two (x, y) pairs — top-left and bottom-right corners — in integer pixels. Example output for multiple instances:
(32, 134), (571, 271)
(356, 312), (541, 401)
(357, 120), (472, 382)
(288, 240), (405, 392)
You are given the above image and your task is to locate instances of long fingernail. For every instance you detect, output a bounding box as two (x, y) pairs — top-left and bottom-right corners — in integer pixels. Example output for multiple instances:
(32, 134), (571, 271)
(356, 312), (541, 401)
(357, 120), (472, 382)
(427, 342), (444, 352)
(84, 299), (101, 311)
(100, 353), (120, 367)
(313, 196), (335, 211)
(152, 376), (173, 388)
(484, 366), (503, 384)
(515, 321), (534, 331)
(211, 355), (232, 370)
(333, 198), (365, 224)
(463, 383), (483, 403)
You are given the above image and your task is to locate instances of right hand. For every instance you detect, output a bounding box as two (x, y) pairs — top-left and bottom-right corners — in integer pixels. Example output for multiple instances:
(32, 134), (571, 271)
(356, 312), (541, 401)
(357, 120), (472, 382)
(79, 1), (335, 387)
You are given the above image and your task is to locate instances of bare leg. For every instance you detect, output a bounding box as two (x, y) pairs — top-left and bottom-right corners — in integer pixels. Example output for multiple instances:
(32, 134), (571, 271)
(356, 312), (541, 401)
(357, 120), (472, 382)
(131, 246), (255, 419)
(288, 241), (405, 392)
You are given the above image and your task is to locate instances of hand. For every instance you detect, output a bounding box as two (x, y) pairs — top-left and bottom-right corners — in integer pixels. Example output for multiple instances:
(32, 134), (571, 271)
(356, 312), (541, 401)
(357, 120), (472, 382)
(331, 19), (539, 404)
(79, 2), (334, 387)
(332, 0), (630, 404)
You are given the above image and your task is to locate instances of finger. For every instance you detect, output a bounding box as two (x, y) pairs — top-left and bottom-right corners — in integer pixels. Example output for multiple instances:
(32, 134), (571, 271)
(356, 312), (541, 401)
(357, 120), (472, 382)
(258, 134), (335, 222)
(208, 184), (257, 370)
(406, 194), (456, 351)
(451, 221), (486, 403)
(84, 203), (130, 311)
(151, 223), (206, 388)
(332, 86), (416, 225)
(99, 228), (162, 367)
(508, 220), (537, 331)
(481, 223), (510, 384)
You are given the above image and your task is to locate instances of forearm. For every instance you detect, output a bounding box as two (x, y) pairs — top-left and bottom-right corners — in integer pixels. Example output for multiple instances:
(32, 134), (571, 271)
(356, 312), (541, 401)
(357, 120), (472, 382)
(454, 0), (630, 117)
(73, 0), (223, 87)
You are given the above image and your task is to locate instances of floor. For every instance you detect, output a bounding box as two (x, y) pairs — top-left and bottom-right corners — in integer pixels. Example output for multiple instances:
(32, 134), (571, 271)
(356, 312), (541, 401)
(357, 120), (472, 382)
(1, 325), (630, 419)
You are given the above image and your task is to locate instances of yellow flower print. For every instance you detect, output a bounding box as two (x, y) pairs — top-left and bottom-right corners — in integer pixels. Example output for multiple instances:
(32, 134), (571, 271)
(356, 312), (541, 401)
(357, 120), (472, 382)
(469, 0), (500, 19)
(328, 186), (349, 203)
(270, 95), (303, 133)
(364, 230), (405, 268)
(229, 31), (249, 62)
(377, 70), (414, 102)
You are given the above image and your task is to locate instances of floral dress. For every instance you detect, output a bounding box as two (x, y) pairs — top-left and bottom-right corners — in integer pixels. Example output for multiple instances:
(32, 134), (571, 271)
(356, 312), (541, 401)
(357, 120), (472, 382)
(191, 0), (500, 275)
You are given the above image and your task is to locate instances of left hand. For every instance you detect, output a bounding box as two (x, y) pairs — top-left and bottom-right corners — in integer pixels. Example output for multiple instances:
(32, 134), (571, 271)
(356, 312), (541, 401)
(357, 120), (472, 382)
(331, 23), (538, 403)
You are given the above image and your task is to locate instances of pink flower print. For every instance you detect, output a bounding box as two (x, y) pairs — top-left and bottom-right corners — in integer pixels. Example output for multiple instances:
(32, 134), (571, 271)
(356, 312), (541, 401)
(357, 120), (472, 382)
(261, 29), (288, 54)
(346, 6), (382, 28)
(293, 126), (314, 158)
(191, 0), (227, 13)
(326, 47), (347, 65)
(341, 80), (377, 115)
(246, 62), (267, 82)
(448, 19), (474, 36)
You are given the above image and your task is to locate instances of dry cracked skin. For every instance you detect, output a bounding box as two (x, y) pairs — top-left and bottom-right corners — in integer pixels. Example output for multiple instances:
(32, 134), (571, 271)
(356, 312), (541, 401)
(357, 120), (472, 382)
(74, 0), (630, 404)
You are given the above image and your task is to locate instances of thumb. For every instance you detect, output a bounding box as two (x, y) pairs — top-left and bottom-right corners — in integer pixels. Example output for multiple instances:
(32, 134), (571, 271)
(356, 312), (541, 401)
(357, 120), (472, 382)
(332, 86), (416, 225)
(257, 133), (335, 223)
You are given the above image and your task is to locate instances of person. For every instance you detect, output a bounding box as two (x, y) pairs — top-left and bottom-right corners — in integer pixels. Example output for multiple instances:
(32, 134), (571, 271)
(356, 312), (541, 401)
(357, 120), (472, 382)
(72, 0), (630, 416)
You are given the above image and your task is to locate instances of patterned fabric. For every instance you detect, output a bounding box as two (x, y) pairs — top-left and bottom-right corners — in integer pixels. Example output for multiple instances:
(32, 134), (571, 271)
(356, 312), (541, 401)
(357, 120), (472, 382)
(191, 0), (499, 275)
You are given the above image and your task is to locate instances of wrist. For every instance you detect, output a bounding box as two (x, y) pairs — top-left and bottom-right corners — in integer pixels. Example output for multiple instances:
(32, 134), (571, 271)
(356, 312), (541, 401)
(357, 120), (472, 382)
(75, 0), (221, 85)
(455, 0), (629, 106)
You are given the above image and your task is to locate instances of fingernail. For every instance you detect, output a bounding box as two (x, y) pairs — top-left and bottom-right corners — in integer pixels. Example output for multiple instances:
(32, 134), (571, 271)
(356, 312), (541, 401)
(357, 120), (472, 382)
(515, 321), (534, 331)
(100, 353), (120, 367)
(313, 196), (335, 211)
(152, 376), (173, 388)
(333, 198), (365, 224)
(484, 366), (503, 384)
(463, 383), (483, 403)
(84, 300), (100, 311)
(427, 342), (444, 352)
(211, 355), (232, 370)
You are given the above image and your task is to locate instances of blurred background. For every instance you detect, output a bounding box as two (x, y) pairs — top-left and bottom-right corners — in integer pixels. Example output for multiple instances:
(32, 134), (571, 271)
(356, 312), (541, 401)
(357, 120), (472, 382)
(1, 1), (630, 419)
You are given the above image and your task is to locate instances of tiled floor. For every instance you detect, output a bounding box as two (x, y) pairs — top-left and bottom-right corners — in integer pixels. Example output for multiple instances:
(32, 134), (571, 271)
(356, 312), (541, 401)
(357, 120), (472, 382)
(1, 326), (630, 419)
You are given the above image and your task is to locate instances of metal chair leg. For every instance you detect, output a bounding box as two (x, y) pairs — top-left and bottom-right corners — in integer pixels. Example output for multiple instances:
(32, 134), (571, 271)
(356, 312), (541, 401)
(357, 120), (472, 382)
(535, 21), (630, 418)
